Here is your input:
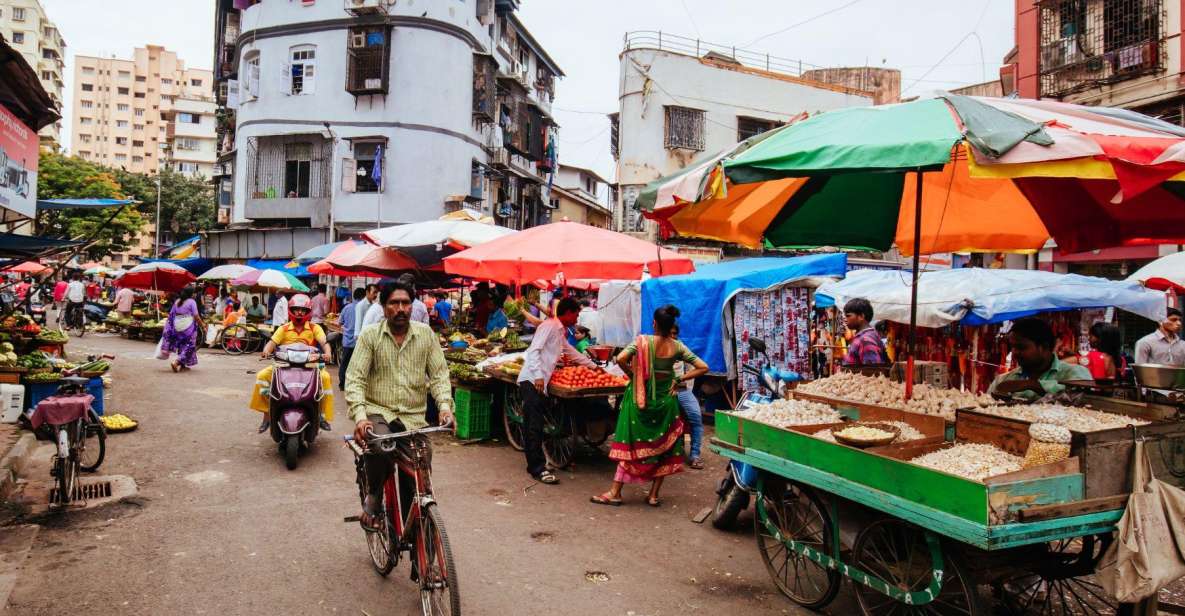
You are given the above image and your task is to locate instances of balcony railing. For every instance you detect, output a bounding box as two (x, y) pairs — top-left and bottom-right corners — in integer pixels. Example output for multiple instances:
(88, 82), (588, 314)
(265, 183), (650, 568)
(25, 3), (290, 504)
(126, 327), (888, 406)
(347, 45), (389, 95)
(1037, 0), (1165, 97)
(622, 31), (825, 79)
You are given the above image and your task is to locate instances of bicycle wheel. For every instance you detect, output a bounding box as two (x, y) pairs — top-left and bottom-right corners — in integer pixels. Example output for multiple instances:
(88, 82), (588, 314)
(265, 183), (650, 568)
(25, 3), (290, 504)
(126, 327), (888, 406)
(55, 429), (76, 504)
(502, 387), (526, 451)
(221, 324), (250, 355)
(357, 463), (396, 576)
(419, 504), (461, 616)
(79, 418), (106, 472)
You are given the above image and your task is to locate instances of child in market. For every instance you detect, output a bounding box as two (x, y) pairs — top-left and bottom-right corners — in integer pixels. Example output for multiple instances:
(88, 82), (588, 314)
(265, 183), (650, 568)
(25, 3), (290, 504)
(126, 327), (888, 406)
(573, 325), (593, 354)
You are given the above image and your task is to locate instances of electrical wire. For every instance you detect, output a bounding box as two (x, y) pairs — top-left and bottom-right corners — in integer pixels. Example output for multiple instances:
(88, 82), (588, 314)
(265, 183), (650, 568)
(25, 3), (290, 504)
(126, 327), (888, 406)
(741, 0), (869, 48)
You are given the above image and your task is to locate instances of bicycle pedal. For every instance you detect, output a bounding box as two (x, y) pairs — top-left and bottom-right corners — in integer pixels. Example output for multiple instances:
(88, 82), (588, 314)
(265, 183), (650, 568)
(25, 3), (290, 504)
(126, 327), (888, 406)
(343, 515), (361, 523)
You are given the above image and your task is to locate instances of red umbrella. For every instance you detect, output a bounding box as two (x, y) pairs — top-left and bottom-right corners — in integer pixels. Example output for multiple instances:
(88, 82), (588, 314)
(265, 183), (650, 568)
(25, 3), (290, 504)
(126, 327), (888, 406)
(114, 261), (195, 293)
(443, 221), (695, 283)
(310, 242), (418, 277)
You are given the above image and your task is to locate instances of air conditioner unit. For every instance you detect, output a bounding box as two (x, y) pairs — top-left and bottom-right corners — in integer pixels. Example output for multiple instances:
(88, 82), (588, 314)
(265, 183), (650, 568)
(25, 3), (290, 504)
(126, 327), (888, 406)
(344, 0), (394, 16)
(351, 33), (367, 48)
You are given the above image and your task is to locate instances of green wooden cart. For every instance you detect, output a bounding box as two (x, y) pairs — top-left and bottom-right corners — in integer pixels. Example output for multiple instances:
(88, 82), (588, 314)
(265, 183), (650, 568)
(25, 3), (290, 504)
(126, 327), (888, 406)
(711, 411), (1133, 615)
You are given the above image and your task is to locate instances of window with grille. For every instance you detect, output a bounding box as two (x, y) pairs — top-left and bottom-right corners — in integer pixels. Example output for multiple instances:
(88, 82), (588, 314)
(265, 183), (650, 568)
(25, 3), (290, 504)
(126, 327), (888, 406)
(290, 45), (316, 95)
(12, 8), (25, 21)
(346, 27), (390, 95)
(117, 104), (129, 112)
(1038, 0), (1163, 97)
(80, 100), (93, 109)
(737, 116), (779, 141)
(664, 106), (706, 151)
(352, 140), (384, 193)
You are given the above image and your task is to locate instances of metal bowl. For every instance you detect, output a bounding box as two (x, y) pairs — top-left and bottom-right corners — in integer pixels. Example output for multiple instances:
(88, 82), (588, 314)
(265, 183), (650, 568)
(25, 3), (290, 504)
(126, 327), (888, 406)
(1132, 363), (1185, 390)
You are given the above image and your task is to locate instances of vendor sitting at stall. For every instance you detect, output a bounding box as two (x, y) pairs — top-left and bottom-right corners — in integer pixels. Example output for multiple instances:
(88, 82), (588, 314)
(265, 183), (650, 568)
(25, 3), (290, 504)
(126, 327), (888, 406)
(990, 317), (1093, 401)
(250, 294), (334, 432)
(842, 298), (889, 367)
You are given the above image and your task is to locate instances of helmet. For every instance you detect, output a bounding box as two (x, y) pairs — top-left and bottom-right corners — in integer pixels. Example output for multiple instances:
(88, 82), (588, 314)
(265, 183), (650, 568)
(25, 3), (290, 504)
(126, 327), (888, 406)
(289, 294), (312, 311)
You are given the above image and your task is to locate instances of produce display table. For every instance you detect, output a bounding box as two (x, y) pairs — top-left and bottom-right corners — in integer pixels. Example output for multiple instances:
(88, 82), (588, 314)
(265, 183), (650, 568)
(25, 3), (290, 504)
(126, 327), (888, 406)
(482, 364), (619, 469)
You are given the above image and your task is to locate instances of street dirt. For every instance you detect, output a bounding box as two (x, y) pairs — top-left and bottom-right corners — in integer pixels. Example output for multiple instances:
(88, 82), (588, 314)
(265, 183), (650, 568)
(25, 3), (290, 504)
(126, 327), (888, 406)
(1, 335), (846, 615)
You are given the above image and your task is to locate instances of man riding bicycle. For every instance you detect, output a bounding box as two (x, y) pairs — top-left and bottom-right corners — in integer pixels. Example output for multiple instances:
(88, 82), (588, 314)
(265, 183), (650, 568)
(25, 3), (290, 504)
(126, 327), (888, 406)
(64, 273), (86, 329)
(346, 281), (453, 532)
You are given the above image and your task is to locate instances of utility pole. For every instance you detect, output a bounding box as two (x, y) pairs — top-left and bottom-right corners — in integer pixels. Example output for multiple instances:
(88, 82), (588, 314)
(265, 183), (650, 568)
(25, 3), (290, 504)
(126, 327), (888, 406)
(154, 173), (162, 257)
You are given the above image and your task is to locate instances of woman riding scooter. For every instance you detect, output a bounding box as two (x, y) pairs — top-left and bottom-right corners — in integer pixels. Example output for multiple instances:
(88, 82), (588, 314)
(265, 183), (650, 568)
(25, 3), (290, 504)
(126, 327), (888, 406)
(249, 294), (335, 432)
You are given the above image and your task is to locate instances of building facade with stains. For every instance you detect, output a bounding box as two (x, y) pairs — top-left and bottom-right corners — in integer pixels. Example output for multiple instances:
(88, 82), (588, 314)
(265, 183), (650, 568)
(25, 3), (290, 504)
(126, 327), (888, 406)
(610, 32), (883, 232)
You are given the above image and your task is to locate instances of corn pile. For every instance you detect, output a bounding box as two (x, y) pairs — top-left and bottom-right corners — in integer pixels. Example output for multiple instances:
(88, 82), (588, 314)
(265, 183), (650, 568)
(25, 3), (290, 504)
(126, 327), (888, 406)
(909, 443), (1023, 482)
(797, 373), (995, 420)
(733, 399), (843, 428)
(981, 403), (1148, 433)
(1022, 422), (1072, 469)
(814, 420), (926, 444)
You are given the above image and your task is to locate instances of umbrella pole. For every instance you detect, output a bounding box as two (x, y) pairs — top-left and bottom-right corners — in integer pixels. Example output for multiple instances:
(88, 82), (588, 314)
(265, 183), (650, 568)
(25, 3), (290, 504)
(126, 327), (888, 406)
(906, 171), (924, 401)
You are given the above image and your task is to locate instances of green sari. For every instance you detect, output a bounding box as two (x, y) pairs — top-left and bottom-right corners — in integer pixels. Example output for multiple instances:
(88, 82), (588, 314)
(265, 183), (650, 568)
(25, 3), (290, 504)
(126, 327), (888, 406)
(608, 335), (700, 483)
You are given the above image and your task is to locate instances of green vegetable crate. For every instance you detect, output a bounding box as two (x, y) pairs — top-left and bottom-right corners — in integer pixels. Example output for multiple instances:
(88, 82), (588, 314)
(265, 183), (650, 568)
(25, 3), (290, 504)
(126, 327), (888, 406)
(453, 387), (492, 440)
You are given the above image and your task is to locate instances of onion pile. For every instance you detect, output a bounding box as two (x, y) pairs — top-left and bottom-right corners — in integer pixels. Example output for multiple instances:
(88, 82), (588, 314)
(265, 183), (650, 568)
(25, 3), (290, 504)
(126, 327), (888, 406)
(909, 443), (1023, 482)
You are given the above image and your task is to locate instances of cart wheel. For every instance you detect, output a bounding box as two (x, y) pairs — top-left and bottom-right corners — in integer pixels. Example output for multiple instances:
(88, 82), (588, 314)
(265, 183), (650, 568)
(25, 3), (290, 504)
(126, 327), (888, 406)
(541, 403), (574, 470)
(993, 534), (1118, 615)
(502, 387), (526, 451)
(221, 324), (250, 355)
(851, 518), (987, 615)
(755, 478), (841, 610)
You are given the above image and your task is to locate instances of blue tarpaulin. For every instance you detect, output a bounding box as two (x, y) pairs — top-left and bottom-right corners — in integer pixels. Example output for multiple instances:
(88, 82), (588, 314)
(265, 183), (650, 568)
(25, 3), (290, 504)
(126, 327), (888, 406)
(641, 254), (848, 373)
(139, 257), (214, 276)
(815, 268), (1168, 328)
(248, 259), (312, 278)
(36, 198), (135, 210)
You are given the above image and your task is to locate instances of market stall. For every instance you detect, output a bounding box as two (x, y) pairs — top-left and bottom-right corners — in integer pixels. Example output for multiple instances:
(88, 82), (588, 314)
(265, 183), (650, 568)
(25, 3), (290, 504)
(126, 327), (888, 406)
(442, 222), (693, 465)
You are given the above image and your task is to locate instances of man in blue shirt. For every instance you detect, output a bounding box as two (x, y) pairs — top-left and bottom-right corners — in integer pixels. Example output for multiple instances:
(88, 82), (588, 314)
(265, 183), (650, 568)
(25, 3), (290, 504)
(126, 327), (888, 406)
(435, 293), (453, 325)
(338, 287), (364, 389)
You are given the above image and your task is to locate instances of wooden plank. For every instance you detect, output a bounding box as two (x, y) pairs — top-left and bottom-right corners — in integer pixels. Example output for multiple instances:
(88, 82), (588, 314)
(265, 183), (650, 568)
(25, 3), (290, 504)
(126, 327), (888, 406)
(985, 457), (1080, 485)
(1016, 494), (1128, 523)
(955, 408), (1031, 456)
(986, 473), (1084, 525)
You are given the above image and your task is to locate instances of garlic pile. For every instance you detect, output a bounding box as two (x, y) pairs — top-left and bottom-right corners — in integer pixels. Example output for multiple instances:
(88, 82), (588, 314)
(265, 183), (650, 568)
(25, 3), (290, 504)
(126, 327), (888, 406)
(814, 420), (927, 444)
(909, 443), (1023, 482)
(733, 399), (843, 428)
(981, 403), (1148, 433)
(797, 373), (995, 420)
(834, 425), (894, 440)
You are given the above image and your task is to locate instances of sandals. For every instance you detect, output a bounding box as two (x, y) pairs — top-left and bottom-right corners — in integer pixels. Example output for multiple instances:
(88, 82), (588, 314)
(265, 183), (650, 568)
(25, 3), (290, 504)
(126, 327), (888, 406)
(535, 471), (559, 485)
(359, 496), (384, 533)
(590, 493), (623, 506)
(688, 458), (705, 470)
(170, 361), (180, 373)
(647, 496), (662, 507)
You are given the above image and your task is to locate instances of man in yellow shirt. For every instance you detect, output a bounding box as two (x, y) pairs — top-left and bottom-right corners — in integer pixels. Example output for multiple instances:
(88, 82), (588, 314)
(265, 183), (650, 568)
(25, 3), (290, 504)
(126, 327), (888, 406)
(250, 294), (335, 432)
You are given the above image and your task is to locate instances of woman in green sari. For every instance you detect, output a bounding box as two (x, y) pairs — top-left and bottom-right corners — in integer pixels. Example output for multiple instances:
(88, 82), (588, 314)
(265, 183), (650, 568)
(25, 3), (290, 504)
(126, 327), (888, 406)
(591, 305), (708, 507)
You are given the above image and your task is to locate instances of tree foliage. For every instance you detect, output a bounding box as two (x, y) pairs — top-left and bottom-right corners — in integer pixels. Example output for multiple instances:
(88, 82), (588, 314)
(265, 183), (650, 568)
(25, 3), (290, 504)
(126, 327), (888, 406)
(37, 152), (217, 260)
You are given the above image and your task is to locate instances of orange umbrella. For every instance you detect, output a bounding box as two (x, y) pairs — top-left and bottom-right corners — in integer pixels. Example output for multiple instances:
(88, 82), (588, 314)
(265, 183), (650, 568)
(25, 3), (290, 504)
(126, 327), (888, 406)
(668, 178), (808, 249)
(3, 261), (48, 274)
(311, 241), (418, 277)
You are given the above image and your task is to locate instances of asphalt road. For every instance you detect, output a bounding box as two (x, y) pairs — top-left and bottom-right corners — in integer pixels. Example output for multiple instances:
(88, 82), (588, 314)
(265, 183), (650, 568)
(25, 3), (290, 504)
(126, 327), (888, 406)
(2, 335), (838, 616)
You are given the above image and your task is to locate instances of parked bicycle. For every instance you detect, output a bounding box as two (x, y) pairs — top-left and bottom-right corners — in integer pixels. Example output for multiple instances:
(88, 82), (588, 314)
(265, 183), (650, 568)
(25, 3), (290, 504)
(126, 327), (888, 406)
(218, 322), (267, 355)
(345, 424), (460, 616)
(28, 373), (107, 505)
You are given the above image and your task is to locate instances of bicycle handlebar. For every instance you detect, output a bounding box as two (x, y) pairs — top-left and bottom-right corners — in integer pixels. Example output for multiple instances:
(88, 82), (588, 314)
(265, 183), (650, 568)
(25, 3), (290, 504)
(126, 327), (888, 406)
(343, 424), (453, 446)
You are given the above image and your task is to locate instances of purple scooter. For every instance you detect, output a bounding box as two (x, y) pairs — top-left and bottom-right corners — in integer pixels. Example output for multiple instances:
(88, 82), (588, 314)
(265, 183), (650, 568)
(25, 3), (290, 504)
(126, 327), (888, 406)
(266, 343), (325, 469)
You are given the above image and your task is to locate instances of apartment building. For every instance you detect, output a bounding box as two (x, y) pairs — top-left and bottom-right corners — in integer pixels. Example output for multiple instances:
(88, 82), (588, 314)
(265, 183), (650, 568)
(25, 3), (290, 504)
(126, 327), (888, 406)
(612, 32), (888, 231)
(71, 45), (216, 178)
(208, 0), (563, 260)
(550, 164), (612, 228)
(0, 0), (65, 149)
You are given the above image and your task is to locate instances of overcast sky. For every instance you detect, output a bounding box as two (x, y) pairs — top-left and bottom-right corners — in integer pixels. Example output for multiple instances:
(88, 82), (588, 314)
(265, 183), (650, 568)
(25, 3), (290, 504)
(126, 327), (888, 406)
(42, 0), (1014, 180)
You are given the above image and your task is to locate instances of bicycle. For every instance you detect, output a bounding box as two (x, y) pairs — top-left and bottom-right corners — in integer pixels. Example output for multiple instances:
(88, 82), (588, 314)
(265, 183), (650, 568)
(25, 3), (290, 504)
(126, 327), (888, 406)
(34, 374), (107, 505)
(344, 424), (460, 616)
(63, 300), (86, 338)
(218, 322), (266, 355)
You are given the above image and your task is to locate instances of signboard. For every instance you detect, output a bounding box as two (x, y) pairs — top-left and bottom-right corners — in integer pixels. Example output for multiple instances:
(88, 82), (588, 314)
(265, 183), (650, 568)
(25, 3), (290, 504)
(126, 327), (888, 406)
(0, 103), (38, 219)
(665, 244), (722, 265)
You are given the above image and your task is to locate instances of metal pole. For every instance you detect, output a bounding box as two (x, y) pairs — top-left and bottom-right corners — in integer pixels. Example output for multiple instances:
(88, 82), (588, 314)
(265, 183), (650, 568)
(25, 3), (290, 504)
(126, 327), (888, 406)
(154, 174), (162, 257)
(906, 170), (924, 400)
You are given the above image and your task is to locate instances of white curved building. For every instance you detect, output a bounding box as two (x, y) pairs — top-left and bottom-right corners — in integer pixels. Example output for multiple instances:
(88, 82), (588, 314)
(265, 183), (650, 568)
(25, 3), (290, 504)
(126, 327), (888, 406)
(209, 0), (561, 259)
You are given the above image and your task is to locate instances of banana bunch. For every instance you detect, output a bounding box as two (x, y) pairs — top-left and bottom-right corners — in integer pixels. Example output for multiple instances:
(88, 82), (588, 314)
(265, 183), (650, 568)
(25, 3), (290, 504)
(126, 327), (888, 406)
(102, 414), (137, 430)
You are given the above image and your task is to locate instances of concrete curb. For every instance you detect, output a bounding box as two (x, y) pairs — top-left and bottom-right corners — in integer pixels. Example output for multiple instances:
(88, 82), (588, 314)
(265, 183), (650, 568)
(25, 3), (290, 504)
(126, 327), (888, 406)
(0, 433), (36, 503)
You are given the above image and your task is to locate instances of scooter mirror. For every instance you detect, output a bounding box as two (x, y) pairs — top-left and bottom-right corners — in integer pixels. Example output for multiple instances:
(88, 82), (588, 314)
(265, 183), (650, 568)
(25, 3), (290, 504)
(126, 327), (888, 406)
(748, 338), (767, 355)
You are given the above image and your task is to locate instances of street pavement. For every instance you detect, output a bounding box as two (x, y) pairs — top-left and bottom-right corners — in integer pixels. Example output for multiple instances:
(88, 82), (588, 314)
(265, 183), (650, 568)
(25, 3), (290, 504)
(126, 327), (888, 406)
(1, 334), (841, 615)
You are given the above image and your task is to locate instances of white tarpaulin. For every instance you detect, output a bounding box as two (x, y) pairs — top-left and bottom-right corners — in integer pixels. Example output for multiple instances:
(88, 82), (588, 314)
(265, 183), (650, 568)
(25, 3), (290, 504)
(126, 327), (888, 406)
(816, 268), (1167, 328)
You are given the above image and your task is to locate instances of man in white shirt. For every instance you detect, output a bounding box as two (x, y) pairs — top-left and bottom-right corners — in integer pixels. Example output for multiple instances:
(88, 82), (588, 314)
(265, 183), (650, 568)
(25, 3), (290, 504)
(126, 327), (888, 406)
(516, 297), (597, 484)
(64, 274), (86, 329)
(354, 284), (377, 337)
(271, 293), (289, 327)
(397, 274), (430, 324)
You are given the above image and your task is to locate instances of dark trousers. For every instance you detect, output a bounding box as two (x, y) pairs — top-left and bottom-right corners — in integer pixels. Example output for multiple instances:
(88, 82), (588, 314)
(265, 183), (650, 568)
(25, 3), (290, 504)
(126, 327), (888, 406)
(338, 345), (355, 389)
(363, 415), (429, 524)
(519, 381), (548, 477)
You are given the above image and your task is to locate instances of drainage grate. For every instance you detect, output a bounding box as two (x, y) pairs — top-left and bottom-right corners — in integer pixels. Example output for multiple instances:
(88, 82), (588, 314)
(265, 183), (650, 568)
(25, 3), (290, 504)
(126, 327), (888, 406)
(49, 479), (113, 504)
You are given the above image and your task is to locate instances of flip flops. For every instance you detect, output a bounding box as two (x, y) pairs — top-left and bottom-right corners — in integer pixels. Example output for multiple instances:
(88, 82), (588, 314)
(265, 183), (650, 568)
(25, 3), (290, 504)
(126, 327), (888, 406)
(590, 493), (623, 506)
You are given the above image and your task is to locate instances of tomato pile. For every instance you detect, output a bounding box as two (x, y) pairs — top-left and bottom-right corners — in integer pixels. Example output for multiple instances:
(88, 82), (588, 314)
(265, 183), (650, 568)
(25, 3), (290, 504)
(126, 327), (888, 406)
(550, 366), (628, 389)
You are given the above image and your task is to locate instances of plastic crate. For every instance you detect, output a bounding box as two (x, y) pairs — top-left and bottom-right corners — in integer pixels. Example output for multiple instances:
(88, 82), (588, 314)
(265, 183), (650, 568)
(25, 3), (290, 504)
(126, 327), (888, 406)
(25, 377), (103, 417)
(454, 387), (492, 440)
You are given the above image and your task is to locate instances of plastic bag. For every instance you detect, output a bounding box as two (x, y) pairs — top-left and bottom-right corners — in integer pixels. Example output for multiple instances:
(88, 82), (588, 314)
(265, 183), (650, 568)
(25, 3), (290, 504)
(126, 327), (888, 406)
(154, 337), (170, 361)
(1097, 439), (1185, 603)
